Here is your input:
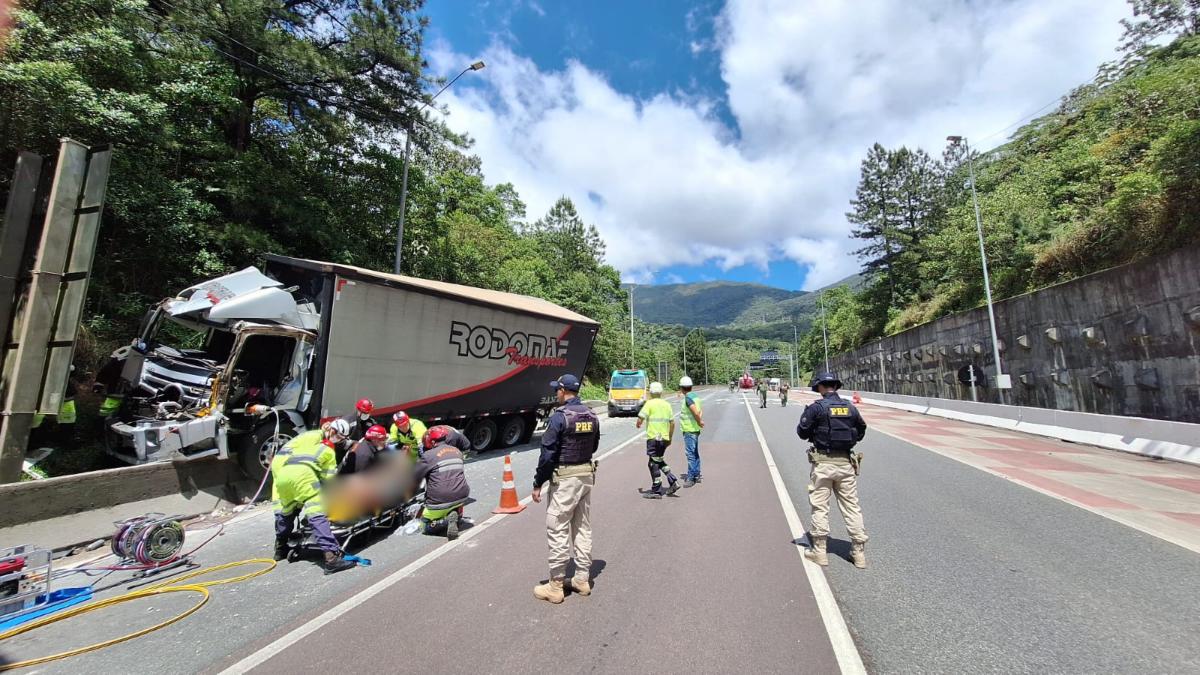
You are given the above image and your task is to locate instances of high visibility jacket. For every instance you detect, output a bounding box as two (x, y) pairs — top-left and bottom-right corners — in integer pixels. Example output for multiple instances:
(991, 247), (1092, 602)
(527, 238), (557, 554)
(680, 393), (702, 433)
(271, 430), (337, 515)
(639, 398), (674, 441)
(389, 418), (427, 460)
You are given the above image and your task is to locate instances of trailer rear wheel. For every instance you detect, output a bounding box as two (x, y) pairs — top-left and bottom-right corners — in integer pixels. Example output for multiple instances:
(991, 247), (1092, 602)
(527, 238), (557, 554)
(467, 419), (498, 453)
(239, 419), (297, 493)
(499, 416), (527, 447)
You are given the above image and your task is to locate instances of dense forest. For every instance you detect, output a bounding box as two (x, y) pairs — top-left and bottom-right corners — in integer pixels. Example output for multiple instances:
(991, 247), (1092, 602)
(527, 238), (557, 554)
(0, 0), (630, 385)
(795, 0), (1200, 373)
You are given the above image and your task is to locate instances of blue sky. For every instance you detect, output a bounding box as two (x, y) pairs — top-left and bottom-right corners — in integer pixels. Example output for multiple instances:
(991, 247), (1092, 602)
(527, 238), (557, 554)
(423, 0), (814, 288)
(421, 0), (1128, 291)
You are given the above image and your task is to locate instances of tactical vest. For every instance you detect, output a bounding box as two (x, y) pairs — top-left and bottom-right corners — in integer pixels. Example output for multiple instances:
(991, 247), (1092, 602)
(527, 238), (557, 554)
(814, 396), (859, 453)
(559, 404), (599, 464)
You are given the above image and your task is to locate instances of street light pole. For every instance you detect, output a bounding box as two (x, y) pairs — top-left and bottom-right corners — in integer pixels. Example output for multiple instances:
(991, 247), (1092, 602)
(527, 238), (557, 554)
(629, 286), (635, 369)
(947, 135), (1009, 398)
(819, 293), (831, 373)
(393, 61), (486, 274)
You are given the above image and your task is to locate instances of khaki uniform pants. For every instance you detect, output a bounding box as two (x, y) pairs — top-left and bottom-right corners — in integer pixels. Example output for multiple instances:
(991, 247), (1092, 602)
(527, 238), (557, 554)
(546, 474), (593, 579)
(809, 462), (868, 544)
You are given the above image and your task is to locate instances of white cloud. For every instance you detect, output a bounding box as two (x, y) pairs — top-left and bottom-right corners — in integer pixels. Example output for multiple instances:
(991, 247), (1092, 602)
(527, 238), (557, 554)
(432, 0), (1128, 289)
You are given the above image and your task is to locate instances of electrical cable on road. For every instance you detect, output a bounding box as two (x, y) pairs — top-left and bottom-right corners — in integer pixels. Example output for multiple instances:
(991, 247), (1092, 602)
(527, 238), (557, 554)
(0, 559), (276, 671)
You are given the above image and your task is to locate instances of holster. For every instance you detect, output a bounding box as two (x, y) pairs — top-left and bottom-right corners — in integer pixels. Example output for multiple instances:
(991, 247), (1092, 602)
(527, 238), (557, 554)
(850, 452), (864, 475)
(806, 446), (817, 465)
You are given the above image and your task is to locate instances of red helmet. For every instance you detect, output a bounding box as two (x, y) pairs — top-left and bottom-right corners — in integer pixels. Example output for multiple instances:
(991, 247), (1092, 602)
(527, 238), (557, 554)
(392, 411), (410, 428)
(422, 425), (450, 450)
(355, 398), (375, 414)
(365, 424), (388, 441)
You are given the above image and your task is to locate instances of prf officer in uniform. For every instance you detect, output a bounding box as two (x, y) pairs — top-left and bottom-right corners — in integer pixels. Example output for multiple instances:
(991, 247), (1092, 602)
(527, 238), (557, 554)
(532, 374), (600, 604)
(796, 372), (869, 569)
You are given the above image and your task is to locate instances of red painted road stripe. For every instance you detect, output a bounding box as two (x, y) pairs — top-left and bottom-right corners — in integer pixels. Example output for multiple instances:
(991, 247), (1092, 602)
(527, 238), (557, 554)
(994, 467), (1138, 510)
(965, 448), (1114, 473)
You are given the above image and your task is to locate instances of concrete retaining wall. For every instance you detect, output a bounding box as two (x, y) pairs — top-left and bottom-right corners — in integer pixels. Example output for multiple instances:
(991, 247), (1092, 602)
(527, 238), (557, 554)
(830, 246), (1200, 423)
(0, 457), (255, 530)
(856, 390), (1200, 466)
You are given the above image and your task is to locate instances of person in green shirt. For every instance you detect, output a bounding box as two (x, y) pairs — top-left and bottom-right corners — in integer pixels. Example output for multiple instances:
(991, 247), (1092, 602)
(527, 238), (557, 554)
(636, 381), (680, 499)
(678, 376), (705, 487)
(757, 379), (768, 408)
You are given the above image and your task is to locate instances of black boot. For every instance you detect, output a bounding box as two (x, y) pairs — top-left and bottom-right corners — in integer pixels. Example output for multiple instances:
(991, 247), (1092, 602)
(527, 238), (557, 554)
(446, 511), (460, 541)
(273, 537), (290, 562)
(323, 551), (355, 575)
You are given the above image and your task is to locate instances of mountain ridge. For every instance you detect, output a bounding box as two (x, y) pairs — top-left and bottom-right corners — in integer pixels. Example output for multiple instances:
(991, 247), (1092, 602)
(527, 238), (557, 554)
(628, 273), (864, 329)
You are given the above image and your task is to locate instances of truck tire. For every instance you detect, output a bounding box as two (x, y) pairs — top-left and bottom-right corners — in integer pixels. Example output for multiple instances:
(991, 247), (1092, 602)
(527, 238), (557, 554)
(239, 418), (297, 491)
(467, 419), (498, 453)
(499, 416), (527, 448)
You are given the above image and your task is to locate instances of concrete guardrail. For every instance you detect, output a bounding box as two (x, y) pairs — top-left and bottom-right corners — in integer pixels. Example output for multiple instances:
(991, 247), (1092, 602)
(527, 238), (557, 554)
(854, 390), (1200, 466)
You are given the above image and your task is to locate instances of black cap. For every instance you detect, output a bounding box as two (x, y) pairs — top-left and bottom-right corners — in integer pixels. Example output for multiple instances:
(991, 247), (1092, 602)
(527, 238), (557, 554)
(811, 372), (842, 392)
(549, 374), (582, 392)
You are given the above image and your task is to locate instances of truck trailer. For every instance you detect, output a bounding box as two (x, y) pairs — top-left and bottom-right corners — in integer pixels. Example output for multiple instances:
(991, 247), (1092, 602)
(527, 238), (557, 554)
(106, 255), (598, 481)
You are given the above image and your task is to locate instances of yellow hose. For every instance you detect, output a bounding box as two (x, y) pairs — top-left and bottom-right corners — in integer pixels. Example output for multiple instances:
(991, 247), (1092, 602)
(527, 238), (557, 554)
(0, 558), (276, 671)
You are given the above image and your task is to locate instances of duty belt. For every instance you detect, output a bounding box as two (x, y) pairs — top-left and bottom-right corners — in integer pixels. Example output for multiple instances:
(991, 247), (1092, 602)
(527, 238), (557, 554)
(552, 461), (597, 482)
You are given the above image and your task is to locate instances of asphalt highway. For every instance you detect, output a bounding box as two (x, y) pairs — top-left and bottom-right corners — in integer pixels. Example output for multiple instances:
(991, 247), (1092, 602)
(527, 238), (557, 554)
(3, 387), (1198, 674)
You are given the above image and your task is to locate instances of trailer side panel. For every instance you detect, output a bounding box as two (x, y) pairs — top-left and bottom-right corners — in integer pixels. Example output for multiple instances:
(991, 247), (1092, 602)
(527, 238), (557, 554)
(320, 275), (596, 422)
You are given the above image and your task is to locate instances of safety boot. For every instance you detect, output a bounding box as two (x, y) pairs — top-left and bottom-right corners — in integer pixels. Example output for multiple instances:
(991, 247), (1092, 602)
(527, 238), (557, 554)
(322, 551), (356, 575)
(534, 577), (565, 604)
(850, 541), (867, 569)
(273, 537), (291, 562)
(666, 481), (680, 496)
(446, 511), (460, 541)
(804, 536), (829, 566)
(570, 575), (591, 596)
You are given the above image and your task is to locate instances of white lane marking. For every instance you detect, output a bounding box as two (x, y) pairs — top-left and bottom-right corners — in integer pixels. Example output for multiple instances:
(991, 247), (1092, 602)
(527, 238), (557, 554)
(219, 429), (647, 675)
(744, 395), (867, 675)
(864, 422), (1200, 555)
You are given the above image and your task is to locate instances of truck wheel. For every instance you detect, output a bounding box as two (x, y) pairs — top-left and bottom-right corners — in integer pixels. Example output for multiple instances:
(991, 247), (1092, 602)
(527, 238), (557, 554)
(499, 416), (526, 447)
(239, 419), (297, 491)
(467, 419), (498, 453)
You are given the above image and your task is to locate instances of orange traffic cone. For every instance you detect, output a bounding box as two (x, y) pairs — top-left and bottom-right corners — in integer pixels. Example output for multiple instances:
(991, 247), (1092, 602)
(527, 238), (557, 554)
(493, 454), (527, 514)
(852, 392), (862, 404)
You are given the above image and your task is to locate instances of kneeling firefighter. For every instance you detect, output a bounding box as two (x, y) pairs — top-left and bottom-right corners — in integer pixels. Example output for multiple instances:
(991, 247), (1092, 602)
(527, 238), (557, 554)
(272, 418), (357, 574)
(413, 425), (472, 540)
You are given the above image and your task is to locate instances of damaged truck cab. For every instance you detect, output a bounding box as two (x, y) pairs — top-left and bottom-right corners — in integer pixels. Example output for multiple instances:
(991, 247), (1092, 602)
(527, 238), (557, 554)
(108, 267), (319, 479)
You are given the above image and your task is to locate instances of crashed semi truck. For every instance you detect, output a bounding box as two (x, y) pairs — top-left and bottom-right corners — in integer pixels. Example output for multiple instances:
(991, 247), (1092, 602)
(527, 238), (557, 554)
(105, 255), (598, 480)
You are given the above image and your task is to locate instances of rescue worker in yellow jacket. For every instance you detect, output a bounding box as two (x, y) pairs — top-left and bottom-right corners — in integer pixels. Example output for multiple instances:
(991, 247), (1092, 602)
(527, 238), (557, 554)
(272, 418), (356, 574)
(389, 410), (427, 462)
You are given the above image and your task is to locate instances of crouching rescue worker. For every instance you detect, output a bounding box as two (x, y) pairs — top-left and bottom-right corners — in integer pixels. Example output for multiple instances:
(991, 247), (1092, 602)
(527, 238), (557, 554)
(637, 382), (680, 499)
(413, 425), (472, 540)
(796, 372), (869, 569)
(532, 374), (599, 604)
(389, 410), (427, 461)
(272, 418), (356, 574)
(340, 424), (392, 475)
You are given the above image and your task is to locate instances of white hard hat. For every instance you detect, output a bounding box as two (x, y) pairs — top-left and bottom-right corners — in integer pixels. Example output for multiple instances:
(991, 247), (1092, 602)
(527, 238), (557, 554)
(328, 418), (351, 438)
(679, 376), (693, 387)
(649, 381), (664, 394)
